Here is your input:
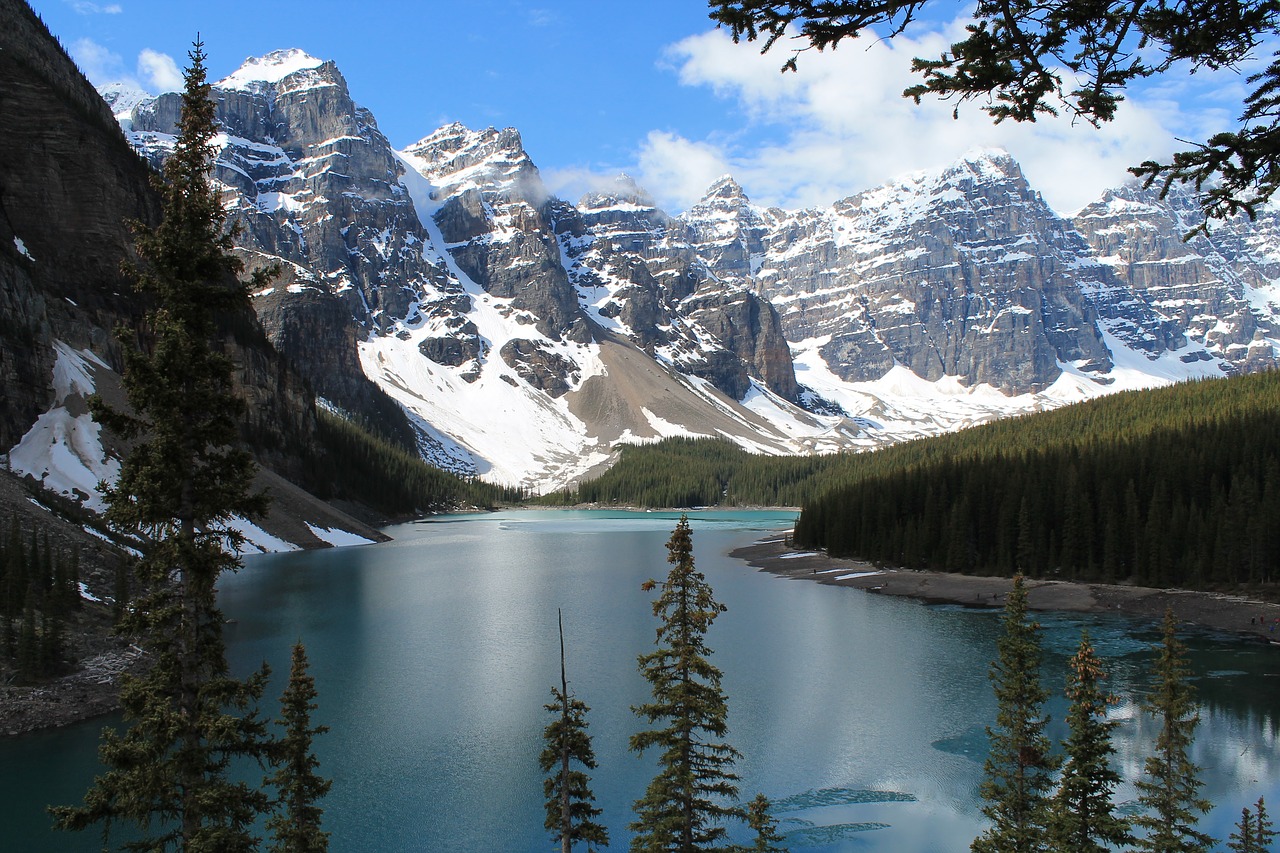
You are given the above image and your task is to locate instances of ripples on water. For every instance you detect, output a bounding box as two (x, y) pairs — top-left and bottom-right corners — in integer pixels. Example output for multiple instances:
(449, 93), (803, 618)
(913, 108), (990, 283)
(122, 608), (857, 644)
(4, 510), (1278, 852)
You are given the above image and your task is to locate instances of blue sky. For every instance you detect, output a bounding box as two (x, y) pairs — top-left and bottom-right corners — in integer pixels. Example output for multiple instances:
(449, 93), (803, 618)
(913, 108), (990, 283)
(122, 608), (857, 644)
(29, 0), (1271, 216)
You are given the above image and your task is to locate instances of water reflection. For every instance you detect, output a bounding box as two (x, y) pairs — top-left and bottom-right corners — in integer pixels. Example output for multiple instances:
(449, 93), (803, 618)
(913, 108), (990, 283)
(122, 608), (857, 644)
(3, 510), (1277, 852)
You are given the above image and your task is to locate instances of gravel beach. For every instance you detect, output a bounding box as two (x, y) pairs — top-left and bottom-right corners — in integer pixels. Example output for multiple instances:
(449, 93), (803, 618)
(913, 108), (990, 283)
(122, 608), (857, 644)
(732, 536), (1280, 644)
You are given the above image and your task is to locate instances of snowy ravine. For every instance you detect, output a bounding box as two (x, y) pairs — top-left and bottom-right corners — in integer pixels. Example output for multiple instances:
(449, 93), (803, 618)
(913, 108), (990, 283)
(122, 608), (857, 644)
(8, 342), (119, 514)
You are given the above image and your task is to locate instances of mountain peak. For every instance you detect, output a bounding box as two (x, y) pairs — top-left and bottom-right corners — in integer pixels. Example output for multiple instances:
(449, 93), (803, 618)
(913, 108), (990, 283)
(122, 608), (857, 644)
(407, 122), (525, 157)
(217, 49), (325, 91)
(703, 174), (746, 201)
(953, 147), (1022, 181)
(97, 81), (151, 117)
(578, 174), (661, 213)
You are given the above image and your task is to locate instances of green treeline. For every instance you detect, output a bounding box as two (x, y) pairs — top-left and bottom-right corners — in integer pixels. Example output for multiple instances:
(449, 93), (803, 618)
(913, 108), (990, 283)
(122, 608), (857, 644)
(302, 410), (524, 516)
(566, 436), (832, 508)
(0, 518), (82, 682)
(569, 371), (1280, 591)
(796, 371), (1280, 589)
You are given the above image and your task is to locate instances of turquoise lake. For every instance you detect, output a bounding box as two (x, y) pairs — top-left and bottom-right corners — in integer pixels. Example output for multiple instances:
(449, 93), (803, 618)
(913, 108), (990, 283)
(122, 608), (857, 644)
(4, 509), (1278, 851)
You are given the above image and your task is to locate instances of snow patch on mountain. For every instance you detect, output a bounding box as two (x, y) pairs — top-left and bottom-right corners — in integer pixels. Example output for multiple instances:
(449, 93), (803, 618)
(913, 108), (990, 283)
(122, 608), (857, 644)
(98, 81), (150, 127)
(221, 515), (301, 554)
(783, 321), (1234, 451)
(98, 52), (1280, 495)
(218, 49), (325, 91)
(358, 149), (607, 490)
(7, 342), (118, 512)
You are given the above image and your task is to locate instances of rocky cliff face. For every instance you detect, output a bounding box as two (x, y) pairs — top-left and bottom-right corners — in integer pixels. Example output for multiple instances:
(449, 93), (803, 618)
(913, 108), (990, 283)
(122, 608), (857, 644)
(681, 153), (1130, 394)
(0, 12), (380, 554)
(113, 60), (813, 487)
(681, 152), (1278, 397)
(1073, 181), (1280, 373)
(555, 174), (799, 401)
(0, 0), (157, 450)
(401, 123), (593, 395)
(102, 48), (1280, 490)
(126, 50), (440, 443)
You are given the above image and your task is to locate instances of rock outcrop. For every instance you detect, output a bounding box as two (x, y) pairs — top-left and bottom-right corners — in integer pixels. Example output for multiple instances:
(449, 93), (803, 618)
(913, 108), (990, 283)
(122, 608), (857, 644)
(0, 9), (380, 563)
(683, 153), (1127, 394)
(1073, 181), (1279, 373)
(559, 175), (799, 402)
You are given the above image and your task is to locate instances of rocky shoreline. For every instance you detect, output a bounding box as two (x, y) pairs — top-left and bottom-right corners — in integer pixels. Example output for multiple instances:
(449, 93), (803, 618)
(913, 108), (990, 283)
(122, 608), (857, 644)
(732, 536), (1280, 644)
(0, 645), (137, 737)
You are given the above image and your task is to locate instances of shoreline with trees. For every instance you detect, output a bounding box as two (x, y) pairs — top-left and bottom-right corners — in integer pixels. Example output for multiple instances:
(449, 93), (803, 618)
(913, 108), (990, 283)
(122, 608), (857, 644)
(732, 536), (1280, 645)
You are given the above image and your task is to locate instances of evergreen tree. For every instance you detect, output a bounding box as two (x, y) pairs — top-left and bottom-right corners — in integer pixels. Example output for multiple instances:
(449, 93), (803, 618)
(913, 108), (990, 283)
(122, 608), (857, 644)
(51, 39), (276, 852)
(1047, 630), (1131, 852)
(540, 610), (608, 853)
(1227, 797), (1272, 853)
(1259, 797), (1275, 852)
(112, 556), (131, 627)
(1132, 609), (1214, 853)
(972, 575), (1058, 853)
(16, 588), (39, 681)
(69, 547), (83, 612)
(39, 606), (64, 677)
(266, 642), (331, 853)
(631, 515), (742, 852)
(1229, 806), (1257, 853)
(739, 794), (787, 853)
(1, 516), (18, 658)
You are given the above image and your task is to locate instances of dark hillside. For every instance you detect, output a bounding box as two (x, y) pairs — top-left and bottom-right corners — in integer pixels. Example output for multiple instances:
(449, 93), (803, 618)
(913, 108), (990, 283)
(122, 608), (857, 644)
(0, 0), (448, 521)
(795, 371), (1280, 593)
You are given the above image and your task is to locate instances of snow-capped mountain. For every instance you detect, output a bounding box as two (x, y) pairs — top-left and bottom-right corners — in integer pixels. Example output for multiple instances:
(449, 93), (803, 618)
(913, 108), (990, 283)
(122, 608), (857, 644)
(102, 49), (1280, 492)
(0, 17), (381, 554)
(1073, 181), (1280, 372)
(113, 52), (830, 490)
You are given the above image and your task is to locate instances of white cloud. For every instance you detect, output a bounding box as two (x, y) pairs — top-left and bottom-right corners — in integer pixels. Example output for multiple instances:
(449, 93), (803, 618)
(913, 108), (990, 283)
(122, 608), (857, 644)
(542, 166), (637, 205)
(635, 131), (732, 212)
(544, 134), (733, 214)
(629, 21), (1227, 216)
(68, 38), (181, 96)
(70, 1), (123, 13)
(70, 36), (126, 83)
(526, 7), (557, 27)
(137, 49), (182, 93)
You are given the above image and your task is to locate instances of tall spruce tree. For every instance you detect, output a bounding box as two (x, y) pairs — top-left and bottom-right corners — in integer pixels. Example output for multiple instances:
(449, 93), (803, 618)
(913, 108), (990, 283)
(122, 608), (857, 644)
(630, 515), (742, 852)
(1132, 609), (1214, 853)
(972, 575), (1058, 853)
(266, 642), (331, 853)
(51, 39), (276, 852)
(740, 794), (787, 853)
(540, 610), (608, 853)
(1047, 630), (1131, 852)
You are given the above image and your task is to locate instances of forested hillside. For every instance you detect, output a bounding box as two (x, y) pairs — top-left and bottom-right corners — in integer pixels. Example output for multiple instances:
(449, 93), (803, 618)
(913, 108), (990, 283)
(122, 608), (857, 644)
(572, 372), (1280, 592)
(794, 371), (1280, 590)
(303, 411), (524, 516)
(562, 436), (828, 508)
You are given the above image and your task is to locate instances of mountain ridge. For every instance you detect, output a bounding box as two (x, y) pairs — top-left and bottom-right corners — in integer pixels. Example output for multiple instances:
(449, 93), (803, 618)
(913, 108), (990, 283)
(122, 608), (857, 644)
(66, 46), (1280, 493)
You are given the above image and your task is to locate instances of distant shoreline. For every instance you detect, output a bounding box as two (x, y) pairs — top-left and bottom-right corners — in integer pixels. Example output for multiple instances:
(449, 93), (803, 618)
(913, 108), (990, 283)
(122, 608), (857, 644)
(731, 536), (1280, 644)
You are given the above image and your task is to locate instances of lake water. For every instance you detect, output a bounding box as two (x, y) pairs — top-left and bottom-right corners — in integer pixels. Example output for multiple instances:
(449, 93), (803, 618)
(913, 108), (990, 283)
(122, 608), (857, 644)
(5, 510), (1279, 851)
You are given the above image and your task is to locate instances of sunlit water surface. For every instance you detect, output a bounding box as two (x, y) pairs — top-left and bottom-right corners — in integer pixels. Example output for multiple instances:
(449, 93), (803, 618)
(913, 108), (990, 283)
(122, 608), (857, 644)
(5, 510), (1278, 851)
